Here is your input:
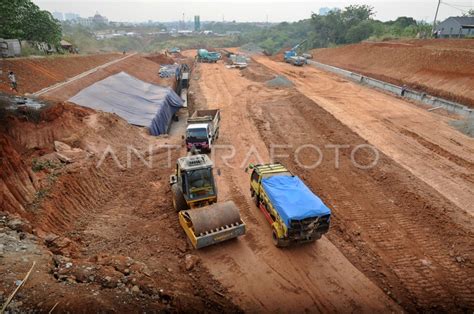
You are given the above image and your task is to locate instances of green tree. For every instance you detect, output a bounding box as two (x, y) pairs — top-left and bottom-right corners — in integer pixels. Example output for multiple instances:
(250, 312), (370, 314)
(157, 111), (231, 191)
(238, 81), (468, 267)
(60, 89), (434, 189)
(0, 0), (62, 45)
(345, 20), (374, 43)
(463, 9), (474, 17)
(310, 5), (374, 46)
(341, 5), (375, 27)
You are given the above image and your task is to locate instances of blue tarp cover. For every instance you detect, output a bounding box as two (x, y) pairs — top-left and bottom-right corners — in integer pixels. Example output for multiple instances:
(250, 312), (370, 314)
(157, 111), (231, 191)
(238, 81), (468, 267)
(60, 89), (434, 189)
(262, 175), (331, 226)
(69, 72), (183, 135)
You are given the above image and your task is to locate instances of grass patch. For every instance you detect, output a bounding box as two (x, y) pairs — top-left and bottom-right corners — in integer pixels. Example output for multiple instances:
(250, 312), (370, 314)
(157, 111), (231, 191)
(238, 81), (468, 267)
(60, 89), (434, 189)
(32, 159), (60, 172)
(28, 164), (64, 212)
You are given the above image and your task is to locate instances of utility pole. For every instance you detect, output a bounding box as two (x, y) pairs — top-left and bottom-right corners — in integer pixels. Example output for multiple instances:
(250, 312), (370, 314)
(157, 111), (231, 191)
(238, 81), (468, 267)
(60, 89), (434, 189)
(432, 0), (441, 35)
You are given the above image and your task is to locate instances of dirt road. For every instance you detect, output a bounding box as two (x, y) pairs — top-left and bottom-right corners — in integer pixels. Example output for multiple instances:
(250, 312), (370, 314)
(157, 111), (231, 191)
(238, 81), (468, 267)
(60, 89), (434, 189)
(2, 50), (472, 312)
(189, 53), (473, 312)
(256, 56), (474, 220)
(190, 60), (401, 312)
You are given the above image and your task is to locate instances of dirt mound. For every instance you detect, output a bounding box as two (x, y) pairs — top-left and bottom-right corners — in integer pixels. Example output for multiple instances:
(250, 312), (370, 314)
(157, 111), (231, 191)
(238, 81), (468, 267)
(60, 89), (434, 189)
(145, 53), (175, 65)
(310, 39), (474, 107)
(0, 134), (38, 217)
(240, 63), (274, 83)
(0, 102), (94, 219)
(265, 75), (293, 88)
(270, 47), (289, 61)
(0, 54), (120, 95)
(0, 102), (239, 312)
(5, 103), (93, 150)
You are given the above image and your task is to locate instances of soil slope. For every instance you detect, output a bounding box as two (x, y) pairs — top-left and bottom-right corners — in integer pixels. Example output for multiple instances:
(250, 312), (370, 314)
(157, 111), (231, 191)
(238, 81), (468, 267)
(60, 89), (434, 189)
(0, 103), (239, 312)
(310, 39), (474, 107)
(0, 54), (121, 94)
(40, 54), (175, 102)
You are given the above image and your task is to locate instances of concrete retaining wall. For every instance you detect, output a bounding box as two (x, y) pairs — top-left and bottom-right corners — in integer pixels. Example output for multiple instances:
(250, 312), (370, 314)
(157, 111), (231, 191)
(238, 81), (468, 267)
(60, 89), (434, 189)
(307, 60), (474, 118)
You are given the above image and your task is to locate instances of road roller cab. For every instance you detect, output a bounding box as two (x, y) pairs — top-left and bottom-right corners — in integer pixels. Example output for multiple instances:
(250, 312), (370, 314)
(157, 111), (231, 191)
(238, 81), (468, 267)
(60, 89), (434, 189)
(170, 154), (217, 209)
(170, 155), (245, 249)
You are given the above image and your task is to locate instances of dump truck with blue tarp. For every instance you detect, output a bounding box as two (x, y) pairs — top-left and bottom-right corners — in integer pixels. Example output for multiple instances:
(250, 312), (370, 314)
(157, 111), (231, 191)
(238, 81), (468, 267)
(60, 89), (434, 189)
(248, 163), (331, 247)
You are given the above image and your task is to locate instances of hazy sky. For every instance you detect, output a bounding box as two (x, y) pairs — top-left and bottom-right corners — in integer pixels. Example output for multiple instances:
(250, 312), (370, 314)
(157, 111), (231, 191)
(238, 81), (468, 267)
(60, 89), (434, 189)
(33, 0), (473, 23)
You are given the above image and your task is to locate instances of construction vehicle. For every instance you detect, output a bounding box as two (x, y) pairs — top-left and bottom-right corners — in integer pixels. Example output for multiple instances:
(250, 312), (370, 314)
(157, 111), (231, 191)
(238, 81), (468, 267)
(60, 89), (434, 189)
(196, 49), (221, 63)
(227, 54), (248, 69)
(0, 39), (21, 58)
(185, 109), (220, 153)
(287, 56), (306, 66)
(176, 64), (190, 107)
(248, 163), (331, 247)
(284, 40), (308, 66)
(168, 47), (181, 53)
(170, 154), (245, 249)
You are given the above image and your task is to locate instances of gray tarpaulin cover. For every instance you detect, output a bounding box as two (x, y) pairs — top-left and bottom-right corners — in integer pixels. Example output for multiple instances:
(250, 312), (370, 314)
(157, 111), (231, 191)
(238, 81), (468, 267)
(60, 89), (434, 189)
(69, 72), (183, 135)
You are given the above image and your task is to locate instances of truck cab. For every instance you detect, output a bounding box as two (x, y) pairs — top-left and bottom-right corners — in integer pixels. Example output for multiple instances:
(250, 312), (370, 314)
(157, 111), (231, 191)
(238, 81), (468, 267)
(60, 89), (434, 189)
(186, 123), (212, 153)
(186, 109), (220, 153)
(249, 163), (331, 247)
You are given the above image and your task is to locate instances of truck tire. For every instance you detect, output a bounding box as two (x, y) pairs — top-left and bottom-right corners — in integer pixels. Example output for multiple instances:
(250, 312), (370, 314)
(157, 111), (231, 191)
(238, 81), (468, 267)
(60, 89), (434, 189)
(171, 184), (187, 212)
(254, 195), (260, 207)
(272, 229), (289, 248)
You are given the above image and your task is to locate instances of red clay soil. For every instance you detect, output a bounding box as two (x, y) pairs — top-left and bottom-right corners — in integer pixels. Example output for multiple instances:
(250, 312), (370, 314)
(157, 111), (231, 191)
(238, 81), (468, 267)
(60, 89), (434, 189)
(0, 53), (121, 95)
(145, 53), (175, 65)
(0, 133), (38, 217)
(195, 60), (474, 312)
(41, 54), (176, 102)
(270, 47), (289, 61)
(310, 39), (474, 108)
(0, 103), (239, 312)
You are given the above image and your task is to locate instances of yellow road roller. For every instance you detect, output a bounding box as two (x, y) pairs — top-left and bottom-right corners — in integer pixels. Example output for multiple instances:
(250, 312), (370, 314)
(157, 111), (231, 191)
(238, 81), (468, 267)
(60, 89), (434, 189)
(170, 154), (245, 249)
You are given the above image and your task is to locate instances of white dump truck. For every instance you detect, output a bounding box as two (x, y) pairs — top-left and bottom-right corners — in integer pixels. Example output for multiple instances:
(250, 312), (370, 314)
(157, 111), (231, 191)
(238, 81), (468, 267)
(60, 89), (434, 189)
(185, 109), (220, 153)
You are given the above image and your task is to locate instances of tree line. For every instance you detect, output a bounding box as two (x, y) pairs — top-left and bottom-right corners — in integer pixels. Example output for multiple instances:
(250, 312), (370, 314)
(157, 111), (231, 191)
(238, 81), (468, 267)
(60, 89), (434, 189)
(0, 0), (62, 45)
(241, 5), (433, 54)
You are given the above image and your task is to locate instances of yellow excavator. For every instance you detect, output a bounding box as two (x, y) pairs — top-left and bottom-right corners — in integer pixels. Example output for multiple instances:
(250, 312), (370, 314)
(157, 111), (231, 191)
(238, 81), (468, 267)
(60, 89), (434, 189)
(170, 154), (245, 249)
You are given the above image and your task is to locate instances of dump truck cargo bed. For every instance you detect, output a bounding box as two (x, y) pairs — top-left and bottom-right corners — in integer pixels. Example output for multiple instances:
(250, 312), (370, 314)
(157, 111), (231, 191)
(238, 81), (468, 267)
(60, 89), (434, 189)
(261, 176), (331, 226)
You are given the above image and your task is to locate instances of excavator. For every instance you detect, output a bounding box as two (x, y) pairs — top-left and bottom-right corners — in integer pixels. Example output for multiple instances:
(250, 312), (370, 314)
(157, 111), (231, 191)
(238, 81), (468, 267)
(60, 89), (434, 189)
(170, 154), (245, 249)
(284, 40), (308, 66)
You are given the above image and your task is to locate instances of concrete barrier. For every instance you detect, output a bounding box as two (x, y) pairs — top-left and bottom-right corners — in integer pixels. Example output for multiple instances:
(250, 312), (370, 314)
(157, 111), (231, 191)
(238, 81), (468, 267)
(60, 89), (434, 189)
(307, 60), (474, 118)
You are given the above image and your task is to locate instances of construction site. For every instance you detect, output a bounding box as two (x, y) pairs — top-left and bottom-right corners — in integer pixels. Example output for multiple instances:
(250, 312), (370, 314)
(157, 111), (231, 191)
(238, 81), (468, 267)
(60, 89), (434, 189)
(1, 32), (473, 313)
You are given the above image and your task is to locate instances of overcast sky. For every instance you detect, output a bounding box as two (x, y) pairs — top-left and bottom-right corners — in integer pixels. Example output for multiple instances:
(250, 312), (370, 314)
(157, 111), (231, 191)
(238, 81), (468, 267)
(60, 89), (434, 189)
(33, 0), (473, 23)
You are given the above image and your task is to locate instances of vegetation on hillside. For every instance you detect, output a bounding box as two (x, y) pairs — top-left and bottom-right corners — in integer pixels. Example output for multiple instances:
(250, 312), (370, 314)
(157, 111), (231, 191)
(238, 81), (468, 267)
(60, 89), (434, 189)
(2, 2), (438, 56)
(0, 0), (62, 45)
(240, 5), (433, 54)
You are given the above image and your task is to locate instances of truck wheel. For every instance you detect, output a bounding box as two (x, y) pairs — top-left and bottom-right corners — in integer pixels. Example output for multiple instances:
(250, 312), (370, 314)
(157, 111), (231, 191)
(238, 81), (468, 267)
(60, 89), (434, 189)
(272, 229), (289, 248)
(171, 184), (187, 212)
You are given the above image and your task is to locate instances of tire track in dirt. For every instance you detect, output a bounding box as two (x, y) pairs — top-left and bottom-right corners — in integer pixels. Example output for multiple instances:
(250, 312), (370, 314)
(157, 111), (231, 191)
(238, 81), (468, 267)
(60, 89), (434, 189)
(255, 57), (474, 220)
(192, 60), (401, 312)
(242, 70), (474, 312)
(400, 128), (474, 170)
